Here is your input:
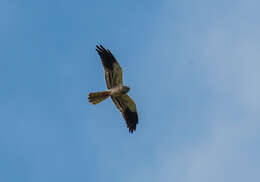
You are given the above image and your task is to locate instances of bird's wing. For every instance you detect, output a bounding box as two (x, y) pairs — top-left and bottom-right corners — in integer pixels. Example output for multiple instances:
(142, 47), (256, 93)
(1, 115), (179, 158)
(111, 94), (138, 133)
(96, 45), (122, 89)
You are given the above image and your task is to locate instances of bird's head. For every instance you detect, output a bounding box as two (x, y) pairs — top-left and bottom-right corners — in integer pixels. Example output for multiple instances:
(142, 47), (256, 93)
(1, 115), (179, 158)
(122, 86), (130, 94)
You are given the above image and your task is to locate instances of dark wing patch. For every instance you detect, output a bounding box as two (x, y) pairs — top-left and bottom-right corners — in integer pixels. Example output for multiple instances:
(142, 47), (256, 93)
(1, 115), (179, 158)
(96, 45), (116, 70)
(122, 108), (138, 133)
(96, 45), (123, 89)
(111, 95), (138, 133)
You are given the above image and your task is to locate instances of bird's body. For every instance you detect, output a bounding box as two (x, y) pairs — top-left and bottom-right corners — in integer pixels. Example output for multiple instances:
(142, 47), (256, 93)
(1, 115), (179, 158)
(88, 45), (138, 133)
(110, 86), (130, 96)
(88, 86), (129, 104)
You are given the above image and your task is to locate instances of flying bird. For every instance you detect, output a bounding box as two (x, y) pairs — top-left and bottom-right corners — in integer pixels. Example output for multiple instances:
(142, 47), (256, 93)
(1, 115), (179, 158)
(88, 45), (138, 133)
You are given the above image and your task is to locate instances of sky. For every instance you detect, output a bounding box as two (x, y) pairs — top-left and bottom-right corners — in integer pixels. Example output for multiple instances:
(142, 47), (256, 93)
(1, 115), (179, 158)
(0, 0), (260, 181)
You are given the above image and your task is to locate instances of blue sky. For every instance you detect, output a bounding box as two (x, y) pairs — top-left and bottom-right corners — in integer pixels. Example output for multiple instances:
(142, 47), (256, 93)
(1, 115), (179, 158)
(1, 0), (260, 181)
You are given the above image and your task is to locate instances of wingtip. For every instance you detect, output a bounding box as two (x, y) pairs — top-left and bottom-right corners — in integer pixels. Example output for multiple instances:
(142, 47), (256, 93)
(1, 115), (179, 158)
(96, 45), (101, 51)
(128, 126), (136, 133)
(129, 129), (133, 133)
(96, 44), (105, 49)
(99, 45), (105, 50)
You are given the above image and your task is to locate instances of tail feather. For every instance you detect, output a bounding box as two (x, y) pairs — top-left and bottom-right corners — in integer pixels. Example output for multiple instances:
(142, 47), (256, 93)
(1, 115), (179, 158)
(88, 91), (110, 105)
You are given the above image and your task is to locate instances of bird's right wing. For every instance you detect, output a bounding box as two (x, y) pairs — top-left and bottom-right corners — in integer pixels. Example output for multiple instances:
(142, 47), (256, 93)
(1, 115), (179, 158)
(96, 45), (123, 89)
(111, 94), (138, 133)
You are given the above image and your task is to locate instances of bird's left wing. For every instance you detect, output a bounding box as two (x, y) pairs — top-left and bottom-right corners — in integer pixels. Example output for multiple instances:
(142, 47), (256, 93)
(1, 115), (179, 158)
(111, 94), (138, 133)
(96, 45), (122, 89)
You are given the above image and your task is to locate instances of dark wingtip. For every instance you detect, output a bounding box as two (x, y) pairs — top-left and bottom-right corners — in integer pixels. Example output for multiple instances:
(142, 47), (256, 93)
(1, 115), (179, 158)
(96, 44), (105, 50)
(123, 108), (138, 134)
(95, 44), (116, 70)
(129, 127), (136, 133)
(96, 44), (102, 47)
(96, 45), (102, 53)
(100, 44), (105, 49)
(96, 44), (110, 52)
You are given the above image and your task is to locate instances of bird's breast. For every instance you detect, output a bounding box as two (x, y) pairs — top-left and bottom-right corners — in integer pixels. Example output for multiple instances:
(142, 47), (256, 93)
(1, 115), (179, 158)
(110, 87), (124, 96)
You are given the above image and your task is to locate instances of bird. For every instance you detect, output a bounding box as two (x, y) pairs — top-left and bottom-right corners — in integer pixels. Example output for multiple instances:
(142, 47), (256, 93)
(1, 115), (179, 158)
(88, 45), (138, 133)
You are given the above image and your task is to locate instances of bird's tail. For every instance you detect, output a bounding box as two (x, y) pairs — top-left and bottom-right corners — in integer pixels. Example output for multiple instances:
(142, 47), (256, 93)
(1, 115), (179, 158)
(88, 91), (110, 105)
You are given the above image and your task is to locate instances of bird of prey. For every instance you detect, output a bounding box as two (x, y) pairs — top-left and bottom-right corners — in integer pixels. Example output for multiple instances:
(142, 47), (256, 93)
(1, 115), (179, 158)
(88, 45), (138, 133)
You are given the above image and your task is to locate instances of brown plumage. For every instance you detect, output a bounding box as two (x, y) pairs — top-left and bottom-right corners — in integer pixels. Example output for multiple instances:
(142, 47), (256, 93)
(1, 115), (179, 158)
(88, 91), (110, 105)
(88, 45), (138, 133)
